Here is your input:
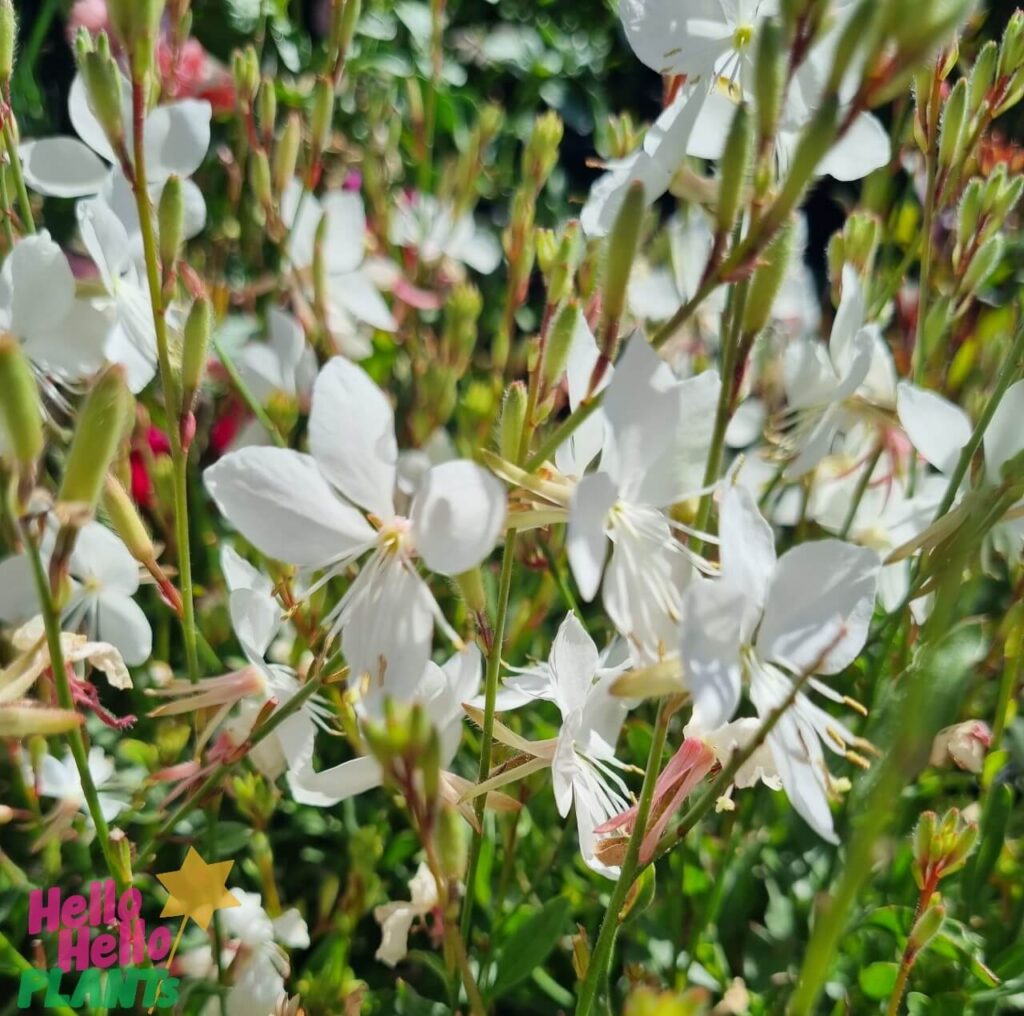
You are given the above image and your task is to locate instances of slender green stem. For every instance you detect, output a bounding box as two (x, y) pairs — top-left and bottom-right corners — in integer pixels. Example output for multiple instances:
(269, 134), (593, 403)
(575, 703), (672, 1016)
(460, 530), (517, 941)
(0, 161), (16, 247)
(2, 120), (35, 234)
(992, 622), (1022, 751)
(21, 524), (128, 895)
(839, 445), (884, 540)
(130, 77), (201, 688)
(212, 335), (288, 447)
(886, 940), (920, 1016)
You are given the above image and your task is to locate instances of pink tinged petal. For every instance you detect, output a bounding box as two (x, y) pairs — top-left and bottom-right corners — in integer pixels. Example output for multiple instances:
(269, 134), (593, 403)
(567, 472), (617, 601)
(309, 357), (398, 519)
(204, 447), (375, 567)
(984, 378), (1024, 483)
(549, 613), (600, 717)
(678, 578), (746, 733)
(143, 99), (212, 182)
(288, 753), (383, 807)
(719, 485), (776, 639)
(410, 460), (506, 575)
(758, 539), (880, 677)
(1, 233), (75, 340)
(93, 593), (152, 667)
(896, 382), (971, 476)
(19, 138), (110, 198)
(818, 111), (891, 182)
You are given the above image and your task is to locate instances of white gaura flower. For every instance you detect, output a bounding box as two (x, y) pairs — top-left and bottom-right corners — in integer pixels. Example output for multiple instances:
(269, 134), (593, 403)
(782, 266), (895, 477)
(77, 199), (161, 392)
(31, 746), (128, 823)
(20, 71), (210, 241)
(681, 484), (880, 842)
(0, 521), (152, 667)
(390, 191), (501, 275)
(374, 862), (440, 968)
(150, 546), (330, 776)
(283, 182), (396, 358)
(189, 889), (309, 1016)
(287, 644), (482, 810)
(468, 613), (634, 877)
(0, 233), (108, 390)
(205, 357), (506, 684)
(566, 334), (721, 663)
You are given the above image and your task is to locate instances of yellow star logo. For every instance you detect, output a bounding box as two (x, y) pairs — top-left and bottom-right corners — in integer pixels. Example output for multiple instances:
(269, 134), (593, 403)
(156, 847), (241, 931)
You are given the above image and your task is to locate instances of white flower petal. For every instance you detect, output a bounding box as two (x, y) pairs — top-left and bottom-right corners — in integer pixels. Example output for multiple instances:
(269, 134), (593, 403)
(230, 588), (281, 665)
(549, 613), (600, 717)
(0, 554), (36, 623)
(410, 460), (506, 575)
(143, 100), (212, 182)
(896, 382), (971, 476)
(204, 448), (375, 567)
(329, 270), (397, 332)
(321, 191), (368, 275)
(817, 111), (891, 182)
(758, 539), (880, 677)
(567, 473), (617, 601)
(93, 592), (152, 667)
(1, 232), (75, 341)
(287, 754), (383, 807)
(308, 358), (398, 519)
(719, 484), (776, 640)
(68, 72), (128, 166)
(69, 522), (139, 595)
(23, 299), (109, 379)
(620, 0), (732, 76)
(985, 379), (1024, 483)
(19, 138), (111, 198)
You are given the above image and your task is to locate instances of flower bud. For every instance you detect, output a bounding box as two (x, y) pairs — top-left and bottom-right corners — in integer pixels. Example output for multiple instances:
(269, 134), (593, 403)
(108, 0), (165, 73)
(79, 45), (126, 153)
(998, 11), (1024, 84)
(908, 901), (946, 953)
(274, 113), (303, 198)
(498, 381), (528, 462)
(718, 103), (752, 234)
(742, 219), (795, 336)
(443, 283), (482, 371)
(109, 829), (134, 888)
(938, 78), (967, 172)
(523, 111), (564, 193)
(250, 148), (273, 210)
(969, 41), (998, 117)
(542, 301), (579, 391)
(0, 704), (84, 737)
(232, 45), (260, 107)
(956, 179), (983, 255)
(912, 811), (937, 888)
(102, 475), (156, 566)
(437, 805), (468, 881)
(258, 79), (277, 139)
(158, 176), (185, 273)
(421, 726), (441, 805)
(58, 365), (134, 524)
(182, 297), (212, 413)
(755, 21), (785, 142)
(961, 234), (1004, 296)
(334, 0), (362, 63)
(454, 567), (487, 614)
(0, 336), (44, 475)
(994, 173), (1024, 221)
(929, 720), (991, 774)
(0, 0), (16, 86)
(546, 221), (582, 307)
(843, 212), (881, 276)
(311, 78), (335, 157)
(601, 180), (645, 332)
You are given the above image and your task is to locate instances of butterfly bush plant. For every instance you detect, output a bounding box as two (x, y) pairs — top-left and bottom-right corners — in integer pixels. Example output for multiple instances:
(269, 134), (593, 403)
(1, 0), (1024, 1012)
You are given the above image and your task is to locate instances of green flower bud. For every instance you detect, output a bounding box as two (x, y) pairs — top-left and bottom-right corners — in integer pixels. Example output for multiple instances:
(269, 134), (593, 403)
(938, 78), (967, 172)
(755, 21), (785, 142)
(335, 0), (362, 61)
(232, 45), (260, 106)
(102, 475), (155, 566)
(454, 567), (487, 614)
(913, 811), (937, 888)
(0, 0), (16, 85)
(58, 365), (134, 525)
(108, 0), (165, 73)
(108, 829), (134, 889)
(444, 283), (482, 370)
(250, 148), (273, 209)
(998, 11), (1024, 83)
(769, 97), (838, 228)
(994, 173), (1024, 221)
(311, 78), (335, 156)
(0, 336), (44, 473)
(543, 301), (579, 392)
(944, 820), (978, 874)
(956, 179), (983, 254)
(74, 27), (94, 64)
(421, 726), (442, 805)
(844, 212), (881, 275)
(908, 902), (946, 953)
(498, 381), (528, 462)
(274, 113), (303, 198)
(536, 229), (559, 278)
(523, 111), (564, 193)
(742, 219), (795, 336)
(601, 180), (645, 331)
(961, 234), (1004, 296)
(547, 221), (582, 307)
(437, 806), (468, 881)
(257, 78), (277, 138)
(79, 46), (126, 152)
(718, 103), (752, 234)
(0, 704), (84, 738)
(969, 41), (998, 117)
(158, 176), (185, 273)
(181, 297), (212, 412)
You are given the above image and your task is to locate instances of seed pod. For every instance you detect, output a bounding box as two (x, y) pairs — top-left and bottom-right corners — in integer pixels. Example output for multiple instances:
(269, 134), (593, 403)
(718, 103), (752, 234)
(257, 78), (277, 138)
(742, 219), (795, 337)
(274, 113), (302, 197)
(310, 78), (335, 156)
(498, 381), (528, 462)
(961, 234), (1004, 296)
(755, 21), (784, 142)
(58, 365), (134, 524)
(0, 336), (44, 473)
(250, 148), (273, 209)
(0, 0), (16, 85)
(79, 47), (126, 152)
(335, 0), (362, 63)
(158, 176), (185, 273)
(908, 902), (946, 953)
(601, 180), (645, 333)
(102, 475), (155, 566)
(938, 78), (967, 171)
(542, 301), (579, 392)
(181, 297), (212, 413)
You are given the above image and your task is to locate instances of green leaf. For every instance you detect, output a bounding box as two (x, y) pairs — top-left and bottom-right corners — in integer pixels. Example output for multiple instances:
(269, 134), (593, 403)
(859, 961), (900, 1000)
(490, 896), (571, 1000)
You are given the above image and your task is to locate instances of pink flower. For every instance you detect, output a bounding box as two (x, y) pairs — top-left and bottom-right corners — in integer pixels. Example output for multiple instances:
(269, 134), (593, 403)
(67, 0), (111, 40)
(159, 38), (236, 115)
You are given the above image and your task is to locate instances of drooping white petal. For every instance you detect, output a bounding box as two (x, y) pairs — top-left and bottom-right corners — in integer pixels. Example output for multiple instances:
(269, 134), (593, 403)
(758, 539), (880, 677)
(221, 545), (276, 598)
(143, 100), (212, 182)
(92, 592), (152, 667)
(679, 578), (746, 734)
(204, 448), (375, 567)
(320, 191), (368, 275)
(896, 382), (971, 476)
(718, 484), (776, 641)
(567, 472), (617, 601)
(308, 358), (398, 519)
(784, 339), (841, 411)
(984, 379), (1024, 483)
(230, 588), (282, 666)
(456, 229), (502, 274)
(410, 460), (506, 576)
(22, 300), (109, 379)
(328, 270), (397, 332)
(19, 138), (111, 198)
(281, 181), (322, 270)
(549, 613), (600, 717)
(817, 111), (891, 182)
(288, 753), (384, 807)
